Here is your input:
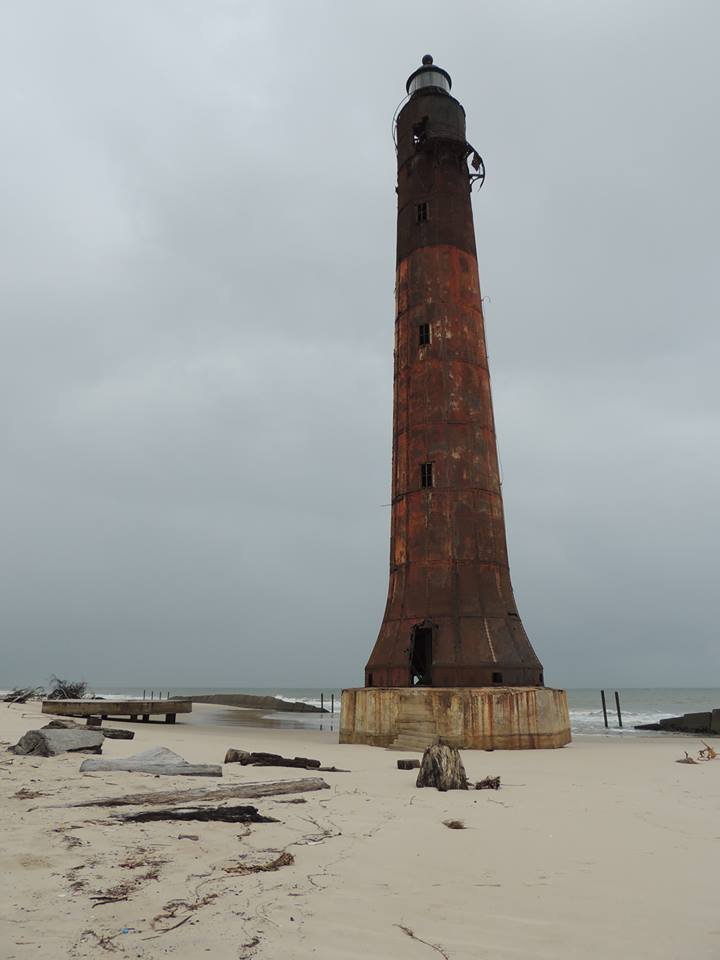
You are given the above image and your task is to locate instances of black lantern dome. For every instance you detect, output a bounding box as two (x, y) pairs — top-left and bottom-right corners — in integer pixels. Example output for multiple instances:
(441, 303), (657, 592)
(405, 54), (452, 95)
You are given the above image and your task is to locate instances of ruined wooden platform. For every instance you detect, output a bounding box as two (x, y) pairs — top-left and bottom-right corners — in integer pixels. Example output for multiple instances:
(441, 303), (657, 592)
(42, 699), (192, 724)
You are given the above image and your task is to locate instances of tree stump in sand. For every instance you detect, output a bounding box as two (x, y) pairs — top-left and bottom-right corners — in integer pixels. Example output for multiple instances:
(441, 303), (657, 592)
(416, 742), (468, 791)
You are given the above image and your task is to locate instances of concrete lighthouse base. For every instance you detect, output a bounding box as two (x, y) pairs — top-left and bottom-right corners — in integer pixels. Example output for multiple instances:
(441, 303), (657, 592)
(339, 687), (571, 750)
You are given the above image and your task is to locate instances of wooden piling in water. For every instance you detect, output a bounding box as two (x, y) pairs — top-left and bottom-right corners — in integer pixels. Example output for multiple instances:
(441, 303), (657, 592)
(601, 690), (609, 729)
(614, 690), (623, 728)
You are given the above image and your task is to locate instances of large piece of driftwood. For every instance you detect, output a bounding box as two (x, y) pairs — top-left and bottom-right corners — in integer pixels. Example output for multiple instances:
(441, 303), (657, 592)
(476, 776), (501, 790)
(9, 729), (104, 757)
(224, 749), (348, 772)
(51, 777), (330, 809)
(225, 749), (321, 769)
(98, 728), (135, 740)
(113, 804), (278, 824)
(416, 743), (468, 791)
(80, 746), (221, 778)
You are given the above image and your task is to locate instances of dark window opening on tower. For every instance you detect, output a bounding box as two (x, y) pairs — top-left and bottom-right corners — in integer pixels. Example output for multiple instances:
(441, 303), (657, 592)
(367, 672), (373, 687)
(419, 323), (430, 346)
(416, 202), (428, 223)
(410, 626), (433, 686)
(492, 672), (503, 684)
(412, 117), (428, 146)
(420, 462), (433, 488)
(539, 672), (544, 686)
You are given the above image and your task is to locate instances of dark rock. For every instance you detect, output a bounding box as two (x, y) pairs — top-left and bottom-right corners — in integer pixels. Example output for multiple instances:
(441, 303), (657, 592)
(42, 718), (79, 730)
(100, 728), (135, 740)
(397, 759), (421, 770)
(9, 729), (104, 756)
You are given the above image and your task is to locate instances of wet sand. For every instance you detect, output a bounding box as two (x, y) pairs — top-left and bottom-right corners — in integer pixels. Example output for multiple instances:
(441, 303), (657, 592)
(1, 700), (718, 959)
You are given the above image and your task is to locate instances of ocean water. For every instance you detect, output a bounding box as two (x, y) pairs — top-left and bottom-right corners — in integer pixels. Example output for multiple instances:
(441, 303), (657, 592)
(5, 683), (718, 737)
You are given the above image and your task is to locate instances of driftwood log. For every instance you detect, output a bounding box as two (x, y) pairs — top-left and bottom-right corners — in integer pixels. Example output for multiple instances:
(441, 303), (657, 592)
(225, 749), (320, 769)
(476, 776), (501, 790)
(113, 804), (278, 824)
(416, 743), (468, 791)
(98, 728), (135, 740)
(79, 746), (221, 778)
(48, 777), (330, 809)
(224, 749), (348, 772)
(397, 759), (421, 770)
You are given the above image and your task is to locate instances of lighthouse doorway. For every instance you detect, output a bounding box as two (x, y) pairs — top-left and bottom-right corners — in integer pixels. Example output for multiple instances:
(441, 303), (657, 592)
(410, 624), (433, 686)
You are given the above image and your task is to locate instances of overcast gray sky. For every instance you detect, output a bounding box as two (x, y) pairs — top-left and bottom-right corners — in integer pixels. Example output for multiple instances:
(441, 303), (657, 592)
(1, 1), (718, 690)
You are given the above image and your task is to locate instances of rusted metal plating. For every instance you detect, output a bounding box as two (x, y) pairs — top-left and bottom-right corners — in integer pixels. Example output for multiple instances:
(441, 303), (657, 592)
(365, 60), (544, 689)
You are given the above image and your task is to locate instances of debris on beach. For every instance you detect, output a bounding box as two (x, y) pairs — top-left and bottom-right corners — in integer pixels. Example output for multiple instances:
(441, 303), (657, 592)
(224, 749), (349, 772)
(3, 686), (44, 704)
(113, 804), (278, 825)
(79, 746), (222, 778)
(442, 819), (466, 830)
(476, 776), (501, 790)
(9, 728), (104, 757)
(222, 850), (294, 874)
(395, 924), (450, 960)
(52, 776), (330, 809)
(95, 727), (135, 740)
(676, 742), (718, 764)
(225, 749), (321, 769)
(13, 786), (50, 799)
(416, 743), (468, 791)
(46, 676), (89, 700)
(397, 759), (421, 770)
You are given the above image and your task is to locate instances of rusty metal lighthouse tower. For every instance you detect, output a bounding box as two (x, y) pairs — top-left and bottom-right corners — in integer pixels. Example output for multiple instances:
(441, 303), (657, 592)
(340, 56), (570, 749)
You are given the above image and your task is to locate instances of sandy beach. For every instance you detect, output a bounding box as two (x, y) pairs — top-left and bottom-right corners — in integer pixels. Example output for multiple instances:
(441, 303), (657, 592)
(1, 701), (718, 960)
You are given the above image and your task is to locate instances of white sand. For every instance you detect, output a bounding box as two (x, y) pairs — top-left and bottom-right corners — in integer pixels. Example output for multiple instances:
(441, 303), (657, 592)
(1, 700), (718, 959)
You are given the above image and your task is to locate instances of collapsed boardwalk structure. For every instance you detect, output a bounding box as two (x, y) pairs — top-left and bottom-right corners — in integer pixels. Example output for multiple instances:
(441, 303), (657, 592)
(341, 57), (570, 749)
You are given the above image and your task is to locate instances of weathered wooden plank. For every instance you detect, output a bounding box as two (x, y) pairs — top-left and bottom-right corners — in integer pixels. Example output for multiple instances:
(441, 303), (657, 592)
(50, 777), (330, 808)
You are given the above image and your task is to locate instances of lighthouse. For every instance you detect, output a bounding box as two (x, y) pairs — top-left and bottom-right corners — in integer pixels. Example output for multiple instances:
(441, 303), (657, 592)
(340, 57), (570, 749)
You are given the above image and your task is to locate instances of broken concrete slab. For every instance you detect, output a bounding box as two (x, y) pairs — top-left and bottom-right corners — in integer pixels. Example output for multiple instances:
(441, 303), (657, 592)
(79, 746), (222, 777)
(635, 709), (720, 734)
(42, 719), (134, 740)
(9, 729), (104, 757)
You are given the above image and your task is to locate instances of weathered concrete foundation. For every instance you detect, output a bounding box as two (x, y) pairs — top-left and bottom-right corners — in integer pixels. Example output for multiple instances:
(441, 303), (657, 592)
(340, 687), (571, 750)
